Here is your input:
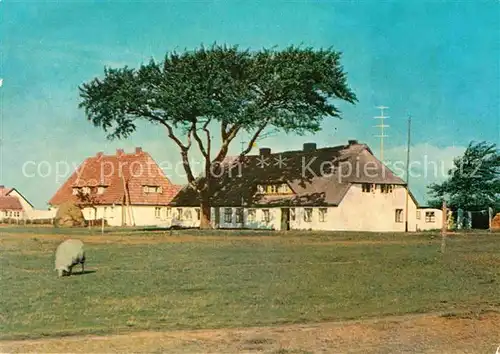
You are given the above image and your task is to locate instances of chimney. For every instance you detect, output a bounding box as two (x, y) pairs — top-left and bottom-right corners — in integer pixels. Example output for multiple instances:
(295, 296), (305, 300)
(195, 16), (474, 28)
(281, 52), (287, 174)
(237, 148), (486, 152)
(116, 148), (124, 156)
(348, 139), (358, 145)
(303, 143), (317, 152)
(135, 147), (143, 154)
(0, 185), (4, 189)
(96, 152), (104, 158)
(259, 147), (271, 156)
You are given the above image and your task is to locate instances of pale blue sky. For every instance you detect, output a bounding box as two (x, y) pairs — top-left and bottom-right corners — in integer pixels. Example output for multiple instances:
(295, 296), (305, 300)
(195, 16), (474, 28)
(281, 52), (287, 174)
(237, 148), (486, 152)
(1, 0), (499, 208)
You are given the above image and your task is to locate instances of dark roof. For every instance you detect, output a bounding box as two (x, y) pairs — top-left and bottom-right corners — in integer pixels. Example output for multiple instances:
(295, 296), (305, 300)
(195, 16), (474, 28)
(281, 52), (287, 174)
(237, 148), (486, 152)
(170, 142), (406, 207)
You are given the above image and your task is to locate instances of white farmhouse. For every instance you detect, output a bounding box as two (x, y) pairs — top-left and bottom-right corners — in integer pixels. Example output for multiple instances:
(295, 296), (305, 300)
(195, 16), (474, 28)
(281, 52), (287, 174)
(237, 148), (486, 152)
(0, 186), (57, 222)
(48, 147), (182, 227)
(0, 186), (34, 220)
(169, 141), (442, 232)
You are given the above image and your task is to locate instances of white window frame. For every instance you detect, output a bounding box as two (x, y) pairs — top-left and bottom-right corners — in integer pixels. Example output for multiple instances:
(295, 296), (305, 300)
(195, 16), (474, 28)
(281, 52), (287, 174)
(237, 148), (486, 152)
(318, 208), (327, 222)
(395, 209), (403, 223)
(224, 208), (232, 223)
(247, 209), (256, 222)
(262, 209), (270, 223)
(304, 208), (312, 222)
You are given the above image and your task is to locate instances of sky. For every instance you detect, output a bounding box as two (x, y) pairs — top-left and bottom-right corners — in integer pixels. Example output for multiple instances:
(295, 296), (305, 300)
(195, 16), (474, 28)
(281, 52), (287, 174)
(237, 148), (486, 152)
(0, 0), (499, 208)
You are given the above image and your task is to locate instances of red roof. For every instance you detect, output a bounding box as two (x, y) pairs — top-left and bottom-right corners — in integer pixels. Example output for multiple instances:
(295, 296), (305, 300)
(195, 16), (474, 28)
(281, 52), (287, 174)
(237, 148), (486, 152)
(0, 196), (23, 210)
(0, 186), (13, 196)
(49, 148), (182, 206)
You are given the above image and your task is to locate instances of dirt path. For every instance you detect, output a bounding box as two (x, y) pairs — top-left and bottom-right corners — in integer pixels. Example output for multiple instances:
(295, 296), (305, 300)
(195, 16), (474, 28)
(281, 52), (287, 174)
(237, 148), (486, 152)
(2, 312), (500, 353)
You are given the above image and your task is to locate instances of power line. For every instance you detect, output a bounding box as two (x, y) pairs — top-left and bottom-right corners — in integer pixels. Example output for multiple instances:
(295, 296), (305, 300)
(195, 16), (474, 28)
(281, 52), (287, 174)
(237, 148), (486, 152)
(373, 106), (390, 162)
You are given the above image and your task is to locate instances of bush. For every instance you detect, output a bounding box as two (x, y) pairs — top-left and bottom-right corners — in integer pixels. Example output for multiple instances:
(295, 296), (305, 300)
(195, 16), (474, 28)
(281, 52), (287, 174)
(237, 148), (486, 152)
(54, 202), (85, 228)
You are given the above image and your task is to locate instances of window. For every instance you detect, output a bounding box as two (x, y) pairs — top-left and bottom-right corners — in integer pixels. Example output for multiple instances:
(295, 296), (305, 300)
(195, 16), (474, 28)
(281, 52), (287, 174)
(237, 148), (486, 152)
(362, 183), (374, 193)
(425, 211), (436, 223)
(143, 185), (161, 194)
(304, 208), (312, 222)
(97, 186), (107, 194)
(380, 184), (393, 194)
(3, 211), (7, 217)
(247, 209), (256, 222)
(235, 208), (243, 223)
(290, 208), (296, 221)
(195, 208), (201, 221)
(82, 187), (91, 195)
(257, 183), (293, 195)
(395, 209), (403, 223)
(318, 208), (327, 222)
(262, 209), (270, 223)
(224, 208), (232, 223)
(176, 208), (182, 220)
(165, 207), (172, 218)
(184, 209), (192, 220)
(72, 187), (80, 195)
(416, 210), (421, 220)
(278, 183), (292, 194)
(267, 185), (279, 194)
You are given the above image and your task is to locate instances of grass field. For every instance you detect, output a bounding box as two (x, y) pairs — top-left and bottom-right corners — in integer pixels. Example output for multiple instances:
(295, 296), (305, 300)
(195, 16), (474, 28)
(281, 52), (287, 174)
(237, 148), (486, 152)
(1, 227), (499, 342)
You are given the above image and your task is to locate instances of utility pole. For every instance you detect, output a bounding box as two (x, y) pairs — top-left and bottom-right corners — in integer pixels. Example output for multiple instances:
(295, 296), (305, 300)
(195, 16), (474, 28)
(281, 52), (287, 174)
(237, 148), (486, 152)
(405, 115), (411, 232)
(374, 106), (389, 162)
(441, 200), (448, 253)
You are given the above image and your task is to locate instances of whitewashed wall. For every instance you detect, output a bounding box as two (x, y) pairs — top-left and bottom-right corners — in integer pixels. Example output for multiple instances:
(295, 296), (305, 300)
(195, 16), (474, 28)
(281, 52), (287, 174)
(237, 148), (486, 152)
(168, 185), (442, 232)
(7, 189), (34, 212)
(80, 205), (174, 227)
(49, 185), (443, 231)
(25, 209), (57, 220)
(286, 184), (418, 232)
(416, 208), (443, 231)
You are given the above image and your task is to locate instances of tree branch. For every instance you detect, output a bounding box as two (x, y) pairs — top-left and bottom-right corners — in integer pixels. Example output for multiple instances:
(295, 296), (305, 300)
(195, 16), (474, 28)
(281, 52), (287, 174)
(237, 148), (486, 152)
(212, 124), (241, 164)
(239, 121), (269, 157)
(191, 121), (209, 159)
(141, 111), (190, 151)
(139, 111), (199, 186)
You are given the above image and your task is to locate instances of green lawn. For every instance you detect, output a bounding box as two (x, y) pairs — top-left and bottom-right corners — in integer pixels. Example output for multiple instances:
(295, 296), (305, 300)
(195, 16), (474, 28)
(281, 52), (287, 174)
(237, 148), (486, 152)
(1, 229), (499, 340)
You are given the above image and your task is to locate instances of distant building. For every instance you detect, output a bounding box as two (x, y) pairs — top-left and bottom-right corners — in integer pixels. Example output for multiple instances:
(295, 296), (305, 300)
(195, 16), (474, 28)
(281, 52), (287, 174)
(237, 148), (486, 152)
(0, 186), (34, 220)
(170, 141), (442, 232)
(48, 147), (182, 227)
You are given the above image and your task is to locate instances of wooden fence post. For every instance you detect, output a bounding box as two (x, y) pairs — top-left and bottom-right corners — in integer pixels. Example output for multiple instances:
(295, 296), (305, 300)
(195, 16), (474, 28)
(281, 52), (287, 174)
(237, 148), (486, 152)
(441, 200), (447, 253)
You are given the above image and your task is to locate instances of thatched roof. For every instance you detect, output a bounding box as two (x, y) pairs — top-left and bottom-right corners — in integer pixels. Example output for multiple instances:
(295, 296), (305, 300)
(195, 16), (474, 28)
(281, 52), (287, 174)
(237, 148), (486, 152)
(170, 141), (406, 207)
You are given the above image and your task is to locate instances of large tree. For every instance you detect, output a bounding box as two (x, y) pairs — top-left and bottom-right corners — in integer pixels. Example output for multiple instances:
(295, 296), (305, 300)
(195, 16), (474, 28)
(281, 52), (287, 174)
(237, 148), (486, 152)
(428, 141), (500, 211)
(78, 44), (357, 228)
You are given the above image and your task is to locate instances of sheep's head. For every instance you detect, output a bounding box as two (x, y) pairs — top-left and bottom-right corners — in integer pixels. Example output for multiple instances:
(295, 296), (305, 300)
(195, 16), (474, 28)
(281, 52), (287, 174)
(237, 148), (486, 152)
(56, 267), (69, 277)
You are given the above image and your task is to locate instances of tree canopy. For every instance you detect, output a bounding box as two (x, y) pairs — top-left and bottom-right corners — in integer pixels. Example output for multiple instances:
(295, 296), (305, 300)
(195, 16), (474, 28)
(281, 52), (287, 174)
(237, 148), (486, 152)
(428, 141), (500, 211)
(78, 44), (357, 227)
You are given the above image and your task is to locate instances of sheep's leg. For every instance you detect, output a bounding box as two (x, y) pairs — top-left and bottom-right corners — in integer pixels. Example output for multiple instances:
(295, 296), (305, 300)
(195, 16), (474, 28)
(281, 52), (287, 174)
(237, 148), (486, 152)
(68, 267), (72, 276)
(81, 261), (85, 274)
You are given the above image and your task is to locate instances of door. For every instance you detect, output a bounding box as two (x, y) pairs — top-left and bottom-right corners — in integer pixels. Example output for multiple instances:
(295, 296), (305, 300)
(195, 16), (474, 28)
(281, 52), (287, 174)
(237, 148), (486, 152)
(214, 208), (220, 228)
(281, 208), (290, 231)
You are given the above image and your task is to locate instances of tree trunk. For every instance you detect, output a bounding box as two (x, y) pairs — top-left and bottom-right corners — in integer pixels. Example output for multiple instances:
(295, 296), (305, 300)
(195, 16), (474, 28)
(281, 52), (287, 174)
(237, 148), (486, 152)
(199, 193), (212, 229)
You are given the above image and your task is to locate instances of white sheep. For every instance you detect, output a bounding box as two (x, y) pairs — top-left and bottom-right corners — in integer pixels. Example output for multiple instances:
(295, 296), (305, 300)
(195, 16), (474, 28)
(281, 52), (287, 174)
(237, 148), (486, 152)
(54, 239), (86, 277)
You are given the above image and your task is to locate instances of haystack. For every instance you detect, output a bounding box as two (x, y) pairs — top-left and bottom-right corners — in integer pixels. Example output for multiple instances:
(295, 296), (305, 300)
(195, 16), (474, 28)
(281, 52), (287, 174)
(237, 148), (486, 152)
(491, 213), (500, 231)
(54, 202), (85, 227)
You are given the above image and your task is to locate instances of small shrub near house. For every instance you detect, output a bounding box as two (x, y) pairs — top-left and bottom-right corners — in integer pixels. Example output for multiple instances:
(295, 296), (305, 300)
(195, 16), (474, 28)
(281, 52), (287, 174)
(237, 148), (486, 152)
(54, 202), (85, 228)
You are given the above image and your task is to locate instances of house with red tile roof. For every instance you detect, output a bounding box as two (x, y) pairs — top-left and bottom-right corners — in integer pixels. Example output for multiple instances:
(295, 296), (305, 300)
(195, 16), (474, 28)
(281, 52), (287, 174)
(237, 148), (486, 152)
(49, 147), (183, 227)
(170, 140), (442, 232)
(0, 186), (35, 220)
